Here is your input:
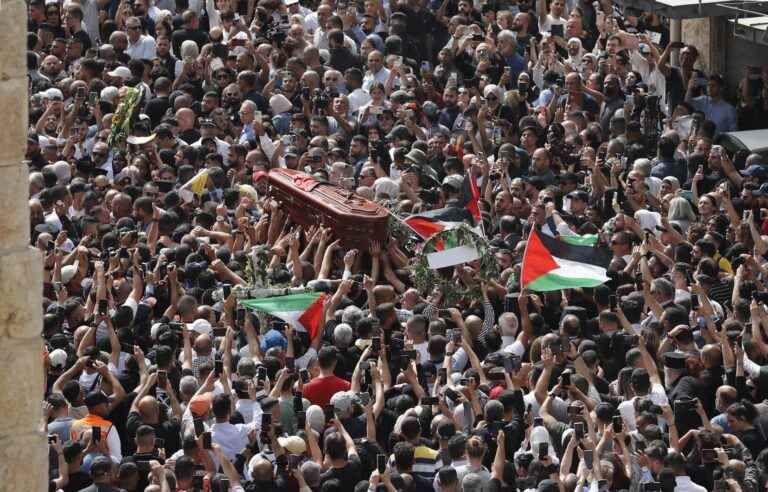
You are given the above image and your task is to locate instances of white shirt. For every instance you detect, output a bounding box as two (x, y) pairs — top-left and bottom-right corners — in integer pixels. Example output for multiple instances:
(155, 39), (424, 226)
(674, 476), (707, 492)
(347, 87), (372, 114)
(362, 67), (390, 93)
(211, 420), (259, 462)
(501, 335), (525, 358)
(191, 136), (231, 158)
(125, 35), (157, 60)
(629, 49), (668, 111)
(617, 382), (669, 431)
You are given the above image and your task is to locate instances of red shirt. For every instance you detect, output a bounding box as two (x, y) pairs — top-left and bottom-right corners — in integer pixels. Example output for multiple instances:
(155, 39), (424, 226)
(302, 374), (351, 407)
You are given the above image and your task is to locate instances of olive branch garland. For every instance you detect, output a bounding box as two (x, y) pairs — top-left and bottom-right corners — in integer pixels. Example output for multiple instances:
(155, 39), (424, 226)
(410, 224), (498, 305)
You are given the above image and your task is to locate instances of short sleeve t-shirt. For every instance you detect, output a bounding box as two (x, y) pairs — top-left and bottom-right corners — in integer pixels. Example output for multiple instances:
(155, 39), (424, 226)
(320, 454), (362, 489)
(302, 375), (351, 407)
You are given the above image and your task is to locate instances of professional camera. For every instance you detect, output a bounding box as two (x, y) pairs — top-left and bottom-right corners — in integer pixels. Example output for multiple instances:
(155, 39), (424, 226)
(312, 88), (330, 109)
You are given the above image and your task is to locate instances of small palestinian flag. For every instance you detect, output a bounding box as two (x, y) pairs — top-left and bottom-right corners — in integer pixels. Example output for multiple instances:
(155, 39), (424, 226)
(240, 292), (326, 339)
(461, 171), (481, 223)
(521, 229), (611, 292)
(404, 207), (476, 250)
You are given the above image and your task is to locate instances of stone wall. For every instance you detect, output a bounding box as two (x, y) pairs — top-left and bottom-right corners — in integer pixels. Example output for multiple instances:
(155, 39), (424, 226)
(0, 0), (47, 490)
(682, 17), (727, 75)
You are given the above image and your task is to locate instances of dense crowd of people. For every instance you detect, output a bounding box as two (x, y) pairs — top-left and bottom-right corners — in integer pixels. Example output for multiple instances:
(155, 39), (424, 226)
(27, 0), (768, 490)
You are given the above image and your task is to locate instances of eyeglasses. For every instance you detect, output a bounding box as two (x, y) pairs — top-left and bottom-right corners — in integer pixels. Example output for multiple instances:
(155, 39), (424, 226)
(127, 25), (141, 30)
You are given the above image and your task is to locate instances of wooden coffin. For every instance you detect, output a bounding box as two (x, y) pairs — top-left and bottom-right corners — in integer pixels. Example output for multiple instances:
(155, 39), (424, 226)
(267, 168), (389, 249)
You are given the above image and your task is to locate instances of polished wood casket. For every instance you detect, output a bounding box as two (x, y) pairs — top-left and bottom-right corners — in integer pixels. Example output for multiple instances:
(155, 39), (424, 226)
(267, 168), (389, 248)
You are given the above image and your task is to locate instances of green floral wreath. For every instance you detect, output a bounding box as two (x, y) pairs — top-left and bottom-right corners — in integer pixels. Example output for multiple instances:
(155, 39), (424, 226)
(411, 224), (499, 305)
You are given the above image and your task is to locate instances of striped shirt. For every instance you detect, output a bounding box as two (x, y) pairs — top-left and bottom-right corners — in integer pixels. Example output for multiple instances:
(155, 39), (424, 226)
(412, 444), (443, 480)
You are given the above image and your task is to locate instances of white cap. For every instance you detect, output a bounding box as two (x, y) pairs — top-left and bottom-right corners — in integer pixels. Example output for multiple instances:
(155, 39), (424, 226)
(52, 160), (71, 183)
(49, 348), (68, 369)
(269, 94), (293, 114)
(189, 318), (212, 336)
(61, 261), (79, 284)
(100, 86), (119, 103)
(41, 88), (64, 100)
(107, 66), (132, 80)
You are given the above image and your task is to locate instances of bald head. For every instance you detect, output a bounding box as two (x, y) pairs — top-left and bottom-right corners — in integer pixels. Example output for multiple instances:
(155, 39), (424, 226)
(138, 395), (160, 423)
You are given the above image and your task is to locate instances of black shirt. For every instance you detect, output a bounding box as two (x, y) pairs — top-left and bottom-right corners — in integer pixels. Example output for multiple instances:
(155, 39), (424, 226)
(319, 454), (362, 489)
(63, 471), (92, 492)
(171, 28), (209, 59)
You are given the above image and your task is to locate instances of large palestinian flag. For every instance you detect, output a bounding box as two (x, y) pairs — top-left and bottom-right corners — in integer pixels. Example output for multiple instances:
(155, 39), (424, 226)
(521, 229), (611, 291)
(240, 292), (326, 339)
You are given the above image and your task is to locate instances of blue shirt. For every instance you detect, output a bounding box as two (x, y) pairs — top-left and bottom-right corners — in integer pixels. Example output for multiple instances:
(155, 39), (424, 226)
(690, 96), (738, 135)
(239, 123), (255, 144)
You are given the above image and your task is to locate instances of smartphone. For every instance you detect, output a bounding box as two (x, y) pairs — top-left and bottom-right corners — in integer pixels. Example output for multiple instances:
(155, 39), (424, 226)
(285, 357), (295, 371)
(48, 434), (58, 444)
(612, 415), (623, 433)
(504, 355), (521, 373)
(293, 395), (303, 412)
(119, 247), (130, 259)
(92, 425), (101, 443)
(357, 392), (371, 406)
(193, 418), (204, 436)
(538, 441), (548, 460)
(609, 295), (617, 311)
(202, 431), (212, 449)
(222, 284), (231, 299)
(438, 309), (452, 318)
(323, 404), (335, 422)
(98, 298), (108, 316)
(439, 368), (448, 386)
(561, 372), (571, 387)
(584, 449), (594, 469)
(402, 350), (418, 360)
(377, 454), (387, 474)
(157, 370), (167, 387)
(236, 307), (246, 325)
(701, 448), (717, 463)
(421, 396), (439, 405)
(76, 86), (86, 99)
(89, 91), (99, 106)
(296, 411), (306, 430)
(444, 388), (460, 402)
(691, 295), (700, 311)
(155, 437), (165, 449)
(257, 366), (267, 383)
(371, 337), (381, 353)
(299, 369), (310, 384)
(261, 413), (272, 428)
(533, 417), (543, 427)
(574, 422), (585, 440)
(215, 359), (224, 376)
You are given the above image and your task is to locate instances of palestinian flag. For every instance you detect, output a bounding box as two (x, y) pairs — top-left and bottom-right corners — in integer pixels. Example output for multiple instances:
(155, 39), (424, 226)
(521, 229), (611, 291)
(403, 207), (475, 248)
(240, 292), (327, 339)
(461, 171), (481, 223)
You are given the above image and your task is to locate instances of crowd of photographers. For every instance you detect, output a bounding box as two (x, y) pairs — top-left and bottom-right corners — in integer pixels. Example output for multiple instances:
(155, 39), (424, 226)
(28, 0), (768, 490)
